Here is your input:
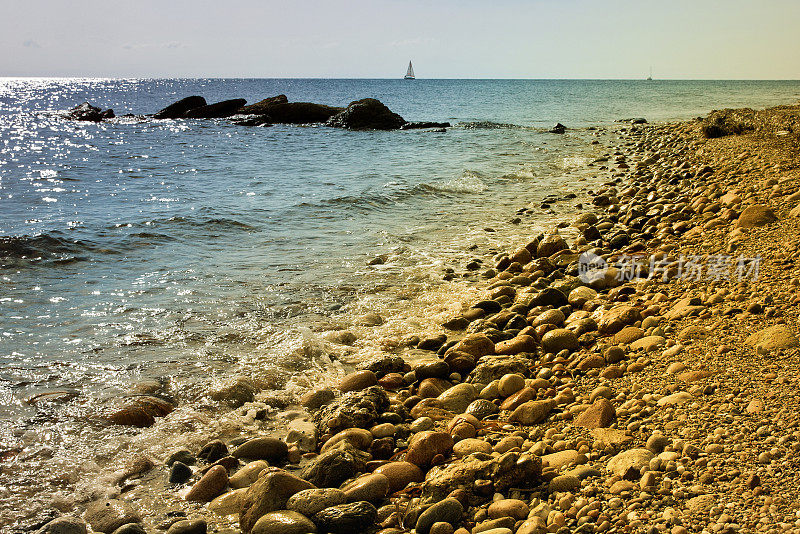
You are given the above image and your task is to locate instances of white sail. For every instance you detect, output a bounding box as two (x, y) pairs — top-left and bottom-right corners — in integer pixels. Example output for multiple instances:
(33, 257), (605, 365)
(405, 61), (415, 79)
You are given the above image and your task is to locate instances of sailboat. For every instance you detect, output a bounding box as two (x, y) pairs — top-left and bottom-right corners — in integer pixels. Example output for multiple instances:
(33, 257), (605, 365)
(404, 61), (415, 80)
(646, 66), (653, 81)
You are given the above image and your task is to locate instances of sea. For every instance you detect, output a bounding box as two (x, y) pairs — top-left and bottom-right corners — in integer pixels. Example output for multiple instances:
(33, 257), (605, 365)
(1, 78), (799, 526)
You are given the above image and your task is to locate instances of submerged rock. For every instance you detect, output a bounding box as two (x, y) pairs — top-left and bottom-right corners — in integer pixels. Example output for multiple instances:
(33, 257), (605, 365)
(326, 98), (406, 130)
(400, 121), (451, 130)
(230, 114), (273, 127)
(107, 396), (174, 427)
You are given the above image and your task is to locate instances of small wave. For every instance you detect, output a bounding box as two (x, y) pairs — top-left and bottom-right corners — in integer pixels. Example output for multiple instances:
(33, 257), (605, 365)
(0, 233), (92, 260)
(297, 174), (487, 213)
(457, 121), (526, 130)
(417, 172), (488, 194)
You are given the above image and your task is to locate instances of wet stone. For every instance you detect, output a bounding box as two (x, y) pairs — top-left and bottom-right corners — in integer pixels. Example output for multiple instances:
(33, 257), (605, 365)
(251, 511), (316, 534)
(287, 488), (347, 518)
(312, 501), (377, 534)
(165, 519), (207, 534)
(168, 461), (193, 484)
(416, 498), (464, 534)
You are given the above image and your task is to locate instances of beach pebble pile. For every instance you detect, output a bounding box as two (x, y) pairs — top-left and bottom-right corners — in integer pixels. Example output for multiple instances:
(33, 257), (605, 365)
(33, 105), (800, 534)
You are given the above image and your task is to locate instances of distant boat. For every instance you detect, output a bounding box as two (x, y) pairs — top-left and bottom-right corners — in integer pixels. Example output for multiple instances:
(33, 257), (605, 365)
(646, 67), (653, 81)
(404, 61), (415, 80)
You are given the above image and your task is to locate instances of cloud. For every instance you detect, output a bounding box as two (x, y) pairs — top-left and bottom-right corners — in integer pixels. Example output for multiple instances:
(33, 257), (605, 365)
(22, 39), (41, 48)
(122, 41), (184, 50)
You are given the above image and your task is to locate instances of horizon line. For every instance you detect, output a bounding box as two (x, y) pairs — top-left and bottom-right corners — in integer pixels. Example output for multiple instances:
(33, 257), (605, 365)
(2, 76), (800, 82)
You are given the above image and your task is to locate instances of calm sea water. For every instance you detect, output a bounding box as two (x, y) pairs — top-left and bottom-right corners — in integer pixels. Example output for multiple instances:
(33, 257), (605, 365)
(1, 78), (799, 525)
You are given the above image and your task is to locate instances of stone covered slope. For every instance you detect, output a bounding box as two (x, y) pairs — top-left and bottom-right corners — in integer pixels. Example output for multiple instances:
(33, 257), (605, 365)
(39, 104), (800, 534)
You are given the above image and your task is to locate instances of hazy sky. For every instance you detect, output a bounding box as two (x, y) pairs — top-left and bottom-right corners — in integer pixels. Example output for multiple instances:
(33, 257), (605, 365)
(1, 0), (798, 79)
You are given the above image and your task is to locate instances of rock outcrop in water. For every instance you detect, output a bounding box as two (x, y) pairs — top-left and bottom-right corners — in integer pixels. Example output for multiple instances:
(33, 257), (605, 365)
(326, 98), (406, 130)
(66, 102), (114, 122)
(401, 121), (451, 130)
(64, 95), (422, 130)
(184, 98), (248, 118)
(153, 95), (207, 119)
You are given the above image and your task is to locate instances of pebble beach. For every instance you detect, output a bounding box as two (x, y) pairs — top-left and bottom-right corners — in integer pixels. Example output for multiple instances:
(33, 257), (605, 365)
(16, 101), (800, 534)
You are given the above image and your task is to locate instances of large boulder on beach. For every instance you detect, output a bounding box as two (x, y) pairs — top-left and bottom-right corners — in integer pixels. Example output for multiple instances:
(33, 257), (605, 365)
(66, 102), (114, 122)
(238, 96), (343, 124)
(84, 500), (141, 533)
(300, 441), (368, 488)
(326, 98), (406, 130)
(153, 96), (207, 119)
(736, 204), (777, 228)
(239, 468), (316, 533)
(745, 325), (799, 354)
(184, 98), (247, 118)
(311, 386), (389, 436)
(420, 454), (541, 505)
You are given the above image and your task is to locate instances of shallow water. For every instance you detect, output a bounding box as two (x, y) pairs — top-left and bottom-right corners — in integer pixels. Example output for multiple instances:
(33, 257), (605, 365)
(1, 78), (800, 526)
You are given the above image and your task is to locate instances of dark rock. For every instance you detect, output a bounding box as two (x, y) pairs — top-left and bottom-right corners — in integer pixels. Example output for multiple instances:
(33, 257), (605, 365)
(400, 121), (451, 130)
(238, 100), (343, 124)
(359, 355), (406, 377)
(153, 96), (207, 119)
(472, 300), (502, 314)
(526, 287), (568, 308)
(236, 94), (288, 113)
(418, 334), (447, 352)
(414, 360), (450, 381)
(416, 498), (463, 534)
(168, 461), (192, 484)
(312, 501), (377, 534)
(184, 99), (247, 119)
(232, 437), (288, 462)
(326, 98), (405, 130)
(66, 102), (113, 122)
(702, 108), (756, 138)
(312, 386), (389, 437)
(166, 449), (195, 466)
(197, 440), (228, 463)
(549, 123), (566, 134)
(300, 441), (368, 488)
(230, 115), (273, 127)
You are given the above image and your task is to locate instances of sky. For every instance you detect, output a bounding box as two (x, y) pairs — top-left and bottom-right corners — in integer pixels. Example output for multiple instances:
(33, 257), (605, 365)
(1, 0), (798, 79)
